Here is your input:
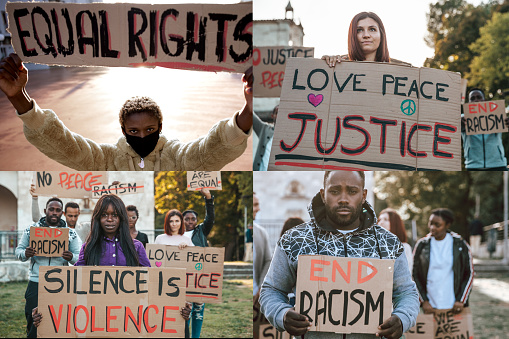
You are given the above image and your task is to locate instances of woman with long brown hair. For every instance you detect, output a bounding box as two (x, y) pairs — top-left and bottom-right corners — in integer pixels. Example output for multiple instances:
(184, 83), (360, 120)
(378, 208), (413, 273)
(155, 209), (194, 248)
(322, 11), (390, 67)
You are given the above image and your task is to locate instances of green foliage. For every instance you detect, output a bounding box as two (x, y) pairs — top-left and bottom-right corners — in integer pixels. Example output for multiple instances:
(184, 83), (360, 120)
(468, 12), (509, 96)
(374, 172), (504, 241)
(154, 171), (253, 260)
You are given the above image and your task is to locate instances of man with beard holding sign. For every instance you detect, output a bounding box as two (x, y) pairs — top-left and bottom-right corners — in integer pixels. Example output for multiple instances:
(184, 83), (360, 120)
(259, 171), (419, 339)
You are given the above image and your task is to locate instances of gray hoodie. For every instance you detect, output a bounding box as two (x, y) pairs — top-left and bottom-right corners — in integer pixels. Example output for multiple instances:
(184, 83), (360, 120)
(15, 217), (82, 283)
(259, 193), (419, 339)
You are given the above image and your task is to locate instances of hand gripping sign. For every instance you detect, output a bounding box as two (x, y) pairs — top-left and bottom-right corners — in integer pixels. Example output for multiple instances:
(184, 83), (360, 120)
(268, 58), (462, 171)
(146, 244), (224, 303)
(38, 266), (186, 338)
(295, 255), (394, 334)
(6, 2), (251, 73)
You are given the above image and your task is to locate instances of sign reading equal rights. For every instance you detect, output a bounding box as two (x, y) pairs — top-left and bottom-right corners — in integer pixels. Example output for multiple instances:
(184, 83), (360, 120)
(268, 58), (461, 171)
(7, 2), (251, 73)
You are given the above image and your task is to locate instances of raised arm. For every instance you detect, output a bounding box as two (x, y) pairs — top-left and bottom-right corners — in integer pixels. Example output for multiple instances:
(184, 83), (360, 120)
(236, 67), (253, 133)
(200, 188), (215, 237)
(0, 53), (32, 113)
(30, 184), (42, 223)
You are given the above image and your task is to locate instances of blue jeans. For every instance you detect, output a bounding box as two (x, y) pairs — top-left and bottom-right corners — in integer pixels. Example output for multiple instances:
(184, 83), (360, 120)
(185, 303), (205, 338)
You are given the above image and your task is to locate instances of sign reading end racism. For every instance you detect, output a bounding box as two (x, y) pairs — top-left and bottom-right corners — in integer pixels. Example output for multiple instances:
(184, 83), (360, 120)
(34, 171), (144, 198)
(7, 2), (251, 73)
(146, 245), (224, 303)
(268, 58), (462, 171)
(187, 171), (222, 191)
(29, 227), (69, 257)
(38, 266), (186, 338)
(253, 46), (314, 97)
(295, 255), (394, 334)
(463, 100), (508, 135)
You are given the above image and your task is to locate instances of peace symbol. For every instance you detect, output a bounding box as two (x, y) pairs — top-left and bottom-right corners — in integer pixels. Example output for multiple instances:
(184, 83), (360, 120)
(195, 263), (203, 271)
(400, 99), (416, 116)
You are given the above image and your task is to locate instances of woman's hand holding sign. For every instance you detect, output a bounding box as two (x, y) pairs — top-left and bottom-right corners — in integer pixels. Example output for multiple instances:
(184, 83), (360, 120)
(0, 53), (32, 114)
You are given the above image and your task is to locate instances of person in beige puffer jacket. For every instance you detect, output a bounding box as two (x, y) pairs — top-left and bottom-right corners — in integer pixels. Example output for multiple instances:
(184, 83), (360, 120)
(0, 53), (253, 171)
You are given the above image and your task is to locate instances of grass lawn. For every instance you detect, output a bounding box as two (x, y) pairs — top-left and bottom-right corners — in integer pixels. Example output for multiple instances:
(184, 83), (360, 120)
(0, 279), (253, 338)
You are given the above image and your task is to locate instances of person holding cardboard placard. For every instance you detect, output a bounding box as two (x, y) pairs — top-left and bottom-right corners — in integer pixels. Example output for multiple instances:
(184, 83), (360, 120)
(378, 208), (413, 274)
(15, 197), (81, 338)
(32, 194), (191, 330)
(413, 208), (473, 316)
(0, 54), (253, 171)
(182, 188), (214, 338)
(259, 171), (419, 339)
(461, 88), (508, 170)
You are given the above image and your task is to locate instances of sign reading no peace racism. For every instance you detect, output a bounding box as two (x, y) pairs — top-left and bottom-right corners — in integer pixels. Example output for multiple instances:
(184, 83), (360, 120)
(146, 244), (224, 303)
(268, 58), (462, 171)
(6, 2), (251, 73)
(186, 171), (222, 191)
(29, 226), (69, 257)
(38, 266), (186, 338)
(253, 46), (314, 97)
(33, 171), (144, 198)
(295, 255), (394, 334)
(463, 100), (508, 135)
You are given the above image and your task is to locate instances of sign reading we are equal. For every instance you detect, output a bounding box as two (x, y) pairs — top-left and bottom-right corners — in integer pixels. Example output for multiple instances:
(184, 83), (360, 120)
(268, 58), (462, 171)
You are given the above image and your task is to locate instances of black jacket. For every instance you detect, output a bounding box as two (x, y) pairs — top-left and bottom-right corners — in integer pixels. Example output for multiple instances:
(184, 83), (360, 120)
(412, 231), (474, 306)
(190, 196), (215, 247)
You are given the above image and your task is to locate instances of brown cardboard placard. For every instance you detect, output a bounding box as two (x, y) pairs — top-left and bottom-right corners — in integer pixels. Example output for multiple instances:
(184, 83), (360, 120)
(38, 266), (186, 338)
(7, 2), (251, 73)
(33, 171), (144, 198)
(29, 226), (69, 257)
(259, 324), (292, 339)
(433, 308), (474, 339)
(463, 100), (507, 135)
(146, 244), (224, 303)
(295, 255), (394, 334)
(186, 171), (222, 191)
(268, 58), (461, 171)
(253, 46), (314, 97)
(403, 313), (434, 339)
(254, 297), (271, 339)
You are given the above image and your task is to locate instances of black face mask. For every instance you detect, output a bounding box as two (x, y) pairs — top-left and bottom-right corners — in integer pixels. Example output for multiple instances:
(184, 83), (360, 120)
(123, 129), (160, 158)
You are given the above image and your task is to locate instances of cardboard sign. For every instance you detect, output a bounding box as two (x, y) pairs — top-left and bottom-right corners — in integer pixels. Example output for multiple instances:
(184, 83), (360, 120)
(34, 171), (144, 198)
(433, 308), (474, 339)
(38, 266), (186, 338)
(259, 324), (291, 339)
(146, 244), (224, 303)
(29, 226), (69, 257)
(463, 100), (507, 135)
(268, 58), (462, 171)
(402, 314), (434, 339)
(253, 46), (314, 97)
(7, 2), (251, 73)
(186, 171), (222, 191)
(295, 255), (394, 334)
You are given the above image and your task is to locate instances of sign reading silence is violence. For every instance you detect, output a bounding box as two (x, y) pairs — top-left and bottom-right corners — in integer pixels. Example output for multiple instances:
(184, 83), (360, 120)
(253, 46), (314, 97)
(463, 100), (508, 135)
(295, 255), (394, 334)
(146, 244), (224, 303)
(6, 2), (251, 72)
(33, 171), (144, 198)
(38, 266), (186, 337)
(268, 58), (462, 171)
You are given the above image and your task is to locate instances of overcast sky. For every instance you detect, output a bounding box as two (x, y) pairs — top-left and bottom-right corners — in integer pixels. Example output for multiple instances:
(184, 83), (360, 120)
(254, 0), (487, 67)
